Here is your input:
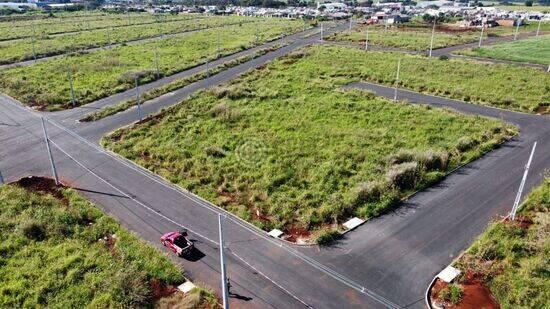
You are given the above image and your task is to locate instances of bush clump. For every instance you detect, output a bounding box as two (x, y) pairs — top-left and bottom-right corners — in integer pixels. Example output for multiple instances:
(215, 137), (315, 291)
(439, 283), (463, 305)
(456, 136), (477, 152)
(204, 146), (226, 158)
(386, 162), (420, 190)
(315, 229), (341, 246)
(22, 221), (47, 241)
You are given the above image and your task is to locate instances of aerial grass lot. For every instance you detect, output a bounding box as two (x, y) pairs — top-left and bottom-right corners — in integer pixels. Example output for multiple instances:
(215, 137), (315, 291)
(328, 24), (479, 51)
(457, 35), (550, 65)
(0, 12), (199, 41)
(328, 22), (550, 51)
(447, 177), (549, 308)
(0, 15), (251, 64)
(0, 18), (304, 110)
(103, 46), (516, 237)
(0, 177), (198, 307)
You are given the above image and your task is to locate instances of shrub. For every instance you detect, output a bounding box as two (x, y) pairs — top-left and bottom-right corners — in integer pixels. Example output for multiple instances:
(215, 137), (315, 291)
(204, 146), (226, 158)
(315, 229), (341, 246)
(439, 55), (449, 60)
(387, 149), (418, 165)
(354, 181), (385, 204)
(439, 283), (463, 305)
(386, 162), (420, 190)
(456, 136), (477, 152)
(22, 221), (47, 241)
(417, 150), (449, 171)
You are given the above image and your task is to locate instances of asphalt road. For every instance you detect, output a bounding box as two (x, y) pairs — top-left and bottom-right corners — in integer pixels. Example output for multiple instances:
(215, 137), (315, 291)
(1, 22), (549, 309)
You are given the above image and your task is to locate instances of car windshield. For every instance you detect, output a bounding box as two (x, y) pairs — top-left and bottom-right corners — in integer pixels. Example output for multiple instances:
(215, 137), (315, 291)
(174, 236), (188, 248)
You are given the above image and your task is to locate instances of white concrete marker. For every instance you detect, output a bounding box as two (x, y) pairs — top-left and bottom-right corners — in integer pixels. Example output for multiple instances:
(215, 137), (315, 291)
(437, 266), (461, 283)
(178, 281), (196, 293)
(268, 229), (284, 238)
(343, 217), (365, 231)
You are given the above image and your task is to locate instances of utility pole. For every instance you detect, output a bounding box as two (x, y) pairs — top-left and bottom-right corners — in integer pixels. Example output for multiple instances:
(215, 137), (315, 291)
(218, 214), (229, 309)
(206, 60), (209, 78)
(135, 76), (142, 121)
(514, 18), (520, 40)
(349, 17), (352, 30)
(365, 26), (369, 51)
(428, 19), (436, 57)
(393, 59), (401, 101)
(67, 66), (76, 107)
(0, 170), (4, 185)
(31, 21), (37, 61)
(320, 22), (324, 42)
(478, 21), (484, 48)
(41, 117), (59, 185)
(536, 18), (542, 37)
(510, 142), (537, 221)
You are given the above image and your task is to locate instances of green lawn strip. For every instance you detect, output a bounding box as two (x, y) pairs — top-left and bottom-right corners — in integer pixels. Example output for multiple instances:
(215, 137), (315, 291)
(453, 177), (549, 308)
(0, 12), (202, 41)
(328, 22), (550, 51)
(0, 19), (304, 111)
(455, 35), (550, 65)
(102, 46), (516, 236)
(0, 179), (187, 307)
(0, 15), (251, 65)
(325, 46), (547, 113)
(80, 43), (288, 122)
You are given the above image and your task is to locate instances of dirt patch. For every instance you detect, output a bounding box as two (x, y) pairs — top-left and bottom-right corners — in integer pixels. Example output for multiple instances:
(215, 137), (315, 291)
(283, 225), (312, 243)
(149, 279), (177, 301)
(15, 176), (68, 204)
(431, 277), (500, 309)
(506, 215), (533, 229)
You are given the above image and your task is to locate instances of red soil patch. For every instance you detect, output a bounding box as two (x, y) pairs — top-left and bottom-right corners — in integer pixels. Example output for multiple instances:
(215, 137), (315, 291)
(149, 279), (177, 301)
(15, 176), (68, 204)
(283, 225), (312, 243)
(505, 215), (533, 229)
(431, 277), (500, 309)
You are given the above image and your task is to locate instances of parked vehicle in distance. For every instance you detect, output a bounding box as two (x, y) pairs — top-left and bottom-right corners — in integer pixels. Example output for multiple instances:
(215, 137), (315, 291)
(161, 229), (194, 257)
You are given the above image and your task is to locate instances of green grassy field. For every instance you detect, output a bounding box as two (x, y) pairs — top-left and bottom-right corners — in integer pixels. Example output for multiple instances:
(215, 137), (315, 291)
(457, 35), (550, 65)
(328, 22), (550, 51)
(0, 19), (304, 110)
(495, 5), (550, 12)
(453, 177), (549, 308)
(0, 178), (187, 307)
(0, 12), (200, 41)
(102, 46), (515, 235)
(328, 24), (480, 51)
(80, 43), (287, 122)
(0, 15), (251, 65)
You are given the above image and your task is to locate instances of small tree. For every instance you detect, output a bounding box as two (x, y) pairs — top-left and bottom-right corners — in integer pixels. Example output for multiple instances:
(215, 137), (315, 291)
(525, 0), (533, 6)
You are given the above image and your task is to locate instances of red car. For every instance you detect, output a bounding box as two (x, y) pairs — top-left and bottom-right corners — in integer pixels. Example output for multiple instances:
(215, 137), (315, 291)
(161, 230), (194, 257)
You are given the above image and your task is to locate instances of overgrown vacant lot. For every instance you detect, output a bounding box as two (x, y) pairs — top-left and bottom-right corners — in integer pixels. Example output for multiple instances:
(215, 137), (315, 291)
(456, 35), (550, 65)
(323, 46), (547, 113)
(0, 15), (250, 64)
(0, 19), (304, 110)
(328, 23), (479, 51)
(328, 22), (550, 51)
(0, 177), (186, 307)
(451, 177), (549, 308)
(0, 12), (199, 41)
(103, 47), (515, 235)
